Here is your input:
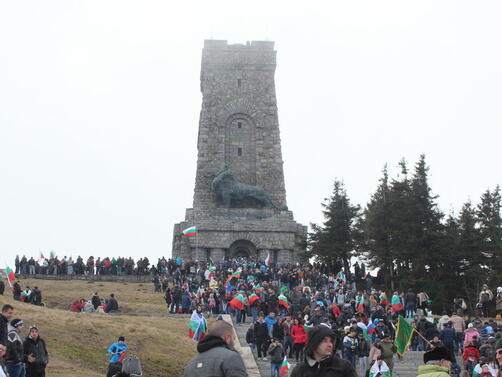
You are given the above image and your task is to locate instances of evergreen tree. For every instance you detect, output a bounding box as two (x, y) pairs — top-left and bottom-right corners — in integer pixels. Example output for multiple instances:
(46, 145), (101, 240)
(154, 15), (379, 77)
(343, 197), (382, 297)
(309, 180), (360, 274)
(477, 186), (502, 282)
(457, 200), (484, 306)
(358, 165), (395, 289)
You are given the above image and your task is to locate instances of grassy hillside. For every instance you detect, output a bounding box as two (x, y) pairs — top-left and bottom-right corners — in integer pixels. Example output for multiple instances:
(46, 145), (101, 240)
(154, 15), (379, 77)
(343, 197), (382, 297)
(0, 283), (197, 377)
(13, 278), (167, 314)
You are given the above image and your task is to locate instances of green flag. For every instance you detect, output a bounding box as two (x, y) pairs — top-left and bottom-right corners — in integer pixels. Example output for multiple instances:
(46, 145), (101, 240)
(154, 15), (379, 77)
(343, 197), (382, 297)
(394, 315), (415, 356)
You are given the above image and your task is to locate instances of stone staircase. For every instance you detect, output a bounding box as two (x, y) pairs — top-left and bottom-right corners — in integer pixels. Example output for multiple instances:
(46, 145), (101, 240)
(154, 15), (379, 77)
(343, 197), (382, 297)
(393, 351), (424, 377)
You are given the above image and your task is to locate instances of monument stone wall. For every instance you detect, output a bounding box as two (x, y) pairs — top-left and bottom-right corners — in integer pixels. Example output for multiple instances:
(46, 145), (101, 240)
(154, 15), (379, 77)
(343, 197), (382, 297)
(172, 40), (307, 264)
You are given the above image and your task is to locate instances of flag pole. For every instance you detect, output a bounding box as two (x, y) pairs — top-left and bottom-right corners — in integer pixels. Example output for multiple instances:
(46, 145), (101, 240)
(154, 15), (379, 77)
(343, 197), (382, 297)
(413, 328), (434, 348)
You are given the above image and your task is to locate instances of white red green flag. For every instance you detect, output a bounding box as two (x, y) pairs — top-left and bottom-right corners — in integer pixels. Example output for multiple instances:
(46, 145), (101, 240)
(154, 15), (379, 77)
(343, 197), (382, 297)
(380, 292), (388, 306)
(229, 293), (245, 310)
(280, 355), (290, 376)
(278, 294), (289, 309)
(369, 360), (391, 377)
(182, 226), (197, 237)
(188, 310), (207, 341)
(248, 293), (259, 306)
(265, 252), (271, 265)
(391, 295), (404, 313)
(356, 295), (365, 313)
(5, 266), (15, 287)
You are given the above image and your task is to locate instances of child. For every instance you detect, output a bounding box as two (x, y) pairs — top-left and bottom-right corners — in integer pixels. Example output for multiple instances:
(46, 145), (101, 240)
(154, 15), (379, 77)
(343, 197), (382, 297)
(268, 338), (286, 377)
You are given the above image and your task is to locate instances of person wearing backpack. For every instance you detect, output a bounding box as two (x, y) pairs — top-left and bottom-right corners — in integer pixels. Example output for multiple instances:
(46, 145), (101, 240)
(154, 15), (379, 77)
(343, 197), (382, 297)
(479, 285), (493, 318)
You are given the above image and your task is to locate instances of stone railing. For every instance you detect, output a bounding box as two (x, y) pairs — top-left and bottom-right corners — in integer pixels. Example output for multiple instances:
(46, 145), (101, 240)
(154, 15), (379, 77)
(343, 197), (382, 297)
(15, 273), (154, 283)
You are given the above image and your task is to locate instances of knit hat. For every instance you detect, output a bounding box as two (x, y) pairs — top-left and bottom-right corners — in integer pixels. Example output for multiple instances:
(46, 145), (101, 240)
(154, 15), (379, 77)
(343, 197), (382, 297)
(468, 323), (474, 328)
(304, 325), (336, 358)
(29, 325), (38, 332)
(11, 319), (24, 328)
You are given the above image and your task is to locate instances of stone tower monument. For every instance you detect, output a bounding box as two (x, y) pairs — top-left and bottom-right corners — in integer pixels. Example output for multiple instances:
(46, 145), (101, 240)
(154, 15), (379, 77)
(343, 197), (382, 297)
(172, 40), (307, 264)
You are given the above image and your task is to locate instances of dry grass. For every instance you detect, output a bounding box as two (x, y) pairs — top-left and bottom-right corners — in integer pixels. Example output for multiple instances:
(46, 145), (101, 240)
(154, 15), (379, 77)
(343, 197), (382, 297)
(0, 281), (197, 377)
(14, 278), (167, 314)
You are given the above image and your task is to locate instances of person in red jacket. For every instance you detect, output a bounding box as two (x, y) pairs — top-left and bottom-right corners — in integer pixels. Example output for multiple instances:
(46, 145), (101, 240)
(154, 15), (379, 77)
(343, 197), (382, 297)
(70, 300), (83, 312)
(291, 318), (307, 362)
(463, 340), (480, 375)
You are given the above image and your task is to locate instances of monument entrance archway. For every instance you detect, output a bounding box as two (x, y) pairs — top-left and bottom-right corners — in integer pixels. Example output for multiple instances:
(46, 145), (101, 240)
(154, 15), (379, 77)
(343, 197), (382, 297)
(229, 239), (256, 259)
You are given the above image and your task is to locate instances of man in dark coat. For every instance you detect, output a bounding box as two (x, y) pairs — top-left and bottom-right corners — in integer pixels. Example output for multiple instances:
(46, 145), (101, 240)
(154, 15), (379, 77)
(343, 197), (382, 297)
(91, 292), (101, 310)
(0, 280), (5, 296)
(183, 320), (247, 377)
(105, 294), (119, 313)
(291, 325), (357, 377)
(23, 326), (48, 377)
(254, 315), (270, 361)
(0, 305), (14, 346)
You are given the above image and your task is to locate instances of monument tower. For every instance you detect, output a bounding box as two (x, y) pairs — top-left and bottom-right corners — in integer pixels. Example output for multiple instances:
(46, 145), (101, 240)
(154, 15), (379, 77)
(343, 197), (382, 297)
(172, 40), (307, 264)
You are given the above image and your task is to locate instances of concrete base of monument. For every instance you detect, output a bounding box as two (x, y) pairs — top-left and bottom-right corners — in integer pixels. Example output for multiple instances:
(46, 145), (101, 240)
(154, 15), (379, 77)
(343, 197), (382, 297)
(172, 207), (308, 264)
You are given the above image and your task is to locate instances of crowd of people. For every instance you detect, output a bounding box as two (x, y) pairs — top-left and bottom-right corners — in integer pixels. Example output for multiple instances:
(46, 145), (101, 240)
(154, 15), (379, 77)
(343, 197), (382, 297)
(8, 253), (502, 377)
(70, 292), (120, 314)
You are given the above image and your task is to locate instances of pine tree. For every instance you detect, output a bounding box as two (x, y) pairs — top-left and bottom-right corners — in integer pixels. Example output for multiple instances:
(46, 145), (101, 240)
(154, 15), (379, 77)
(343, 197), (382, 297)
(458, 200), (484, 305)
(358, 165), (395, 289)
(477, 186), (502, 282)
(309, 180), (360, 274)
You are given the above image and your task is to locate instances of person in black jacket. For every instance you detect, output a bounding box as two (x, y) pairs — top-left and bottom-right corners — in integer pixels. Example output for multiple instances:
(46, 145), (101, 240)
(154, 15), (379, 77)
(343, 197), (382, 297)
(255, 315), (270, 361)
(268, 338), (285, 377)
(105, 294), (119, 313)
(6, 319), (35, 377)
(246, 323), (256, 351)
(0, 280), (5, 296)
(23, 326), (48, 377)
(91, 292), (101, 310)
(291, 325), (357, 377)
(0, 305), (14, 347)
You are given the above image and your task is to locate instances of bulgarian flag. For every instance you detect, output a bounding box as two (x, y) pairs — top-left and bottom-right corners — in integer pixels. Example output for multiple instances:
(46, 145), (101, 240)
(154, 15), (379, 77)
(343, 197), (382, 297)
(369, 360), (391, 377)
(188, 310), (207, 341)
(304, 324), (313, 333)
(280, 286), (289, 293)
(229, 294), (245, 310)
(265, 252), (271, 265)
(226, 270), (241, 285)
(5, 266), (15, 287)
(50, 251), (56, 258)
(356, 295), (365, 313)
(380, 292), (388, 306)
(39, 252), (45, 260)
(473, 364), (497, 377)
(280, 355), (290, 376)
(278, 294), (289, 309)
(248, 293), (260, 306)
(391, 294), (404, 313)
(254, 284), (264, 293)
(182, 226), (197, 237)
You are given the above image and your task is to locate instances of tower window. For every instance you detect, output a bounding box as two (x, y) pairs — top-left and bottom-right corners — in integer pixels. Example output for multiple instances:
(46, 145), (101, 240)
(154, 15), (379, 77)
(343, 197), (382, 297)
(237, 147), (242, 156)
(237, 122), (242, 129)
(237, 79), (241, 88)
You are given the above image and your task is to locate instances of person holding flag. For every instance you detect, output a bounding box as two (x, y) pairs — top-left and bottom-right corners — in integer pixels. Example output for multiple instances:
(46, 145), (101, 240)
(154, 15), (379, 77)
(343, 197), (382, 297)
(268, 338), (285, 377)
(188, 306), (207, 341)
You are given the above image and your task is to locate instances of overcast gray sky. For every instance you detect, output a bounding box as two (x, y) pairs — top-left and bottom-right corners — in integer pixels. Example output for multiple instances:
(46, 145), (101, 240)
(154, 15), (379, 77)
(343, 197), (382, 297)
(1, 1), (501, 265)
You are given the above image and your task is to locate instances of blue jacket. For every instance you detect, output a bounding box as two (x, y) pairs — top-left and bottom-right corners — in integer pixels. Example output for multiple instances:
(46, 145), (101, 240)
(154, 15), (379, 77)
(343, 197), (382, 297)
(264, 316), (277, 336)
(107, 342), (127, 363)
(182, 293), (191, 309)
(440, 327), (456, 344)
